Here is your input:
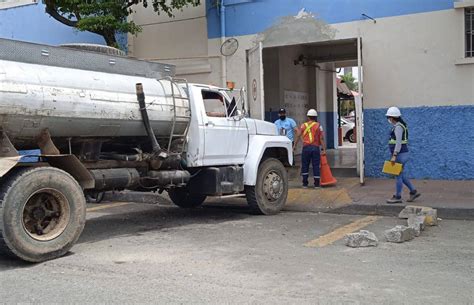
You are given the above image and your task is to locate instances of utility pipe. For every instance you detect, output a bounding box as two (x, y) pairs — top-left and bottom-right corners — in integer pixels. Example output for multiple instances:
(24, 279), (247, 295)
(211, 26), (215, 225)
(220, 0), (227, 87)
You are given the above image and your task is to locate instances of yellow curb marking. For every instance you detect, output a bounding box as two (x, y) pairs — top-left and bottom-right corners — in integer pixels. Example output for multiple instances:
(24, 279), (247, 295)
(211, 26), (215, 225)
(86, 202), (132, 212)
(304, 215), (381, 248)
(286, 188), (352, 208)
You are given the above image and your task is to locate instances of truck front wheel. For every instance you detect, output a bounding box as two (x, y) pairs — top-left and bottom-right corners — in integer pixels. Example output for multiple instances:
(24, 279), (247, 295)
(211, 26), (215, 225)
(245, 158), (288, 215)
(168, 189), (206, 208)
(0, 167), (86, 262)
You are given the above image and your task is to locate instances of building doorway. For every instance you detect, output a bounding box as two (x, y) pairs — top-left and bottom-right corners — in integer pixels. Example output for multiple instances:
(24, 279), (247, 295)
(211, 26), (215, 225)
(246, 38), (365, 182)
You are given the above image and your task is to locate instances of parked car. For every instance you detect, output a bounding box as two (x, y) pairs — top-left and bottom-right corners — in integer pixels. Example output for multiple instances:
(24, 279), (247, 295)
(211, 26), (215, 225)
(341, 117), (356, 143)
(344, 110), (355, 122)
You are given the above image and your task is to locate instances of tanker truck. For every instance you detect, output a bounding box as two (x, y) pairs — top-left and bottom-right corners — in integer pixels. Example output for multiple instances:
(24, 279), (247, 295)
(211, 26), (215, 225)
(0, 39), (292, 262)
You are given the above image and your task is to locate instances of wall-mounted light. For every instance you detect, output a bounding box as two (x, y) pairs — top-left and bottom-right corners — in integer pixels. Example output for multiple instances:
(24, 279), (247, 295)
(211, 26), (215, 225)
(293, 54), (341, 73)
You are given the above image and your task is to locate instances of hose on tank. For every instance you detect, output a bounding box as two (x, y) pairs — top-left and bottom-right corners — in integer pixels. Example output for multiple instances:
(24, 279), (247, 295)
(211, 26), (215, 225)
(136, 83), (162, 153)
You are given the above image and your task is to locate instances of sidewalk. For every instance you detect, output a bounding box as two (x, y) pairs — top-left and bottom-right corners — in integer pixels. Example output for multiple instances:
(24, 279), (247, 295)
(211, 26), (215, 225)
(285, 176), (474, 220)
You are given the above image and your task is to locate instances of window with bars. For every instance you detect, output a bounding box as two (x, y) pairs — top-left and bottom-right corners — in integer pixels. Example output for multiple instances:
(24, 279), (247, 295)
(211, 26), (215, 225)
(466, 8), (474, 58)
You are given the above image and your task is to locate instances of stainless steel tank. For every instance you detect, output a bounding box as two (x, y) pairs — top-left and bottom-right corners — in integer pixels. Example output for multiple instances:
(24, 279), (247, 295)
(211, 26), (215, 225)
(0, 39), (189, 150)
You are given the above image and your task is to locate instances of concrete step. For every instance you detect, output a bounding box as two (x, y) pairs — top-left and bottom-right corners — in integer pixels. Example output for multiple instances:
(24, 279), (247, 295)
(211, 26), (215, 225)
(331, 167), (358, 177)
(288, 166), (357, 179)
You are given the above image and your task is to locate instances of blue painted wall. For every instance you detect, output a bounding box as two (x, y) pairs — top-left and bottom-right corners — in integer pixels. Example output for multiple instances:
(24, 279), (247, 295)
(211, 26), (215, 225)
(0, 2), (126, 47)
(364, 105), (474, 180)
(207, 0), (455, 38)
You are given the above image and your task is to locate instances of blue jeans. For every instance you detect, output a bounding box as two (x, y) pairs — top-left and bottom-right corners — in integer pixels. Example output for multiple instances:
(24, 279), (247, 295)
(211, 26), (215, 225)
(395, 152), (416, 198)
(301, 145), (320, 186)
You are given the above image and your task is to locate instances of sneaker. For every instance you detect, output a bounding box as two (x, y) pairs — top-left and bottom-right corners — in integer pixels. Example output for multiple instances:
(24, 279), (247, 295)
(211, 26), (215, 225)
(386, 195), (402, 204)
(302, 185), (309, 189)
(407, 190), (421, 202)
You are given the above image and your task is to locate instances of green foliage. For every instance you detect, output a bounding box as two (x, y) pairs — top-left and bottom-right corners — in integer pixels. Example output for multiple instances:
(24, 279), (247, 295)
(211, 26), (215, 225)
(43, 0), (200, 47)
(340, 72), (358, 91)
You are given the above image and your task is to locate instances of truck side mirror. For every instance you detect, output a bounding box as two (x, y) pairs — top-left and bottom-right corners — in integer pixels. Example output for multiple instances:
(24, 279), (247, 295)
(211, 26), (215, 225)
(227, 97), (237, 117)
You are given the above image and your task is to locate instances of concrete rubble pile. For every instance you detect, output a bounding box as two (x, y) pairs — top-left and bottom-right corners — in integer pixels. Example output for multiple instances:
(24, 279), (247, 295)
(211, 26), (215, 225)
(345, 206), (439, 247)
(385, 205), (438, 243)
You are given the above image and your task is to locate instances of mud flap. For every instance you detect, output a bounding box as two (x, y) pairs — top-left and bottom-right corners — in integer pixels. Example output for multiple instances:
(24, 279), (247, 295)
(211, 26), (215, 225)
(0, 156), (21, 177)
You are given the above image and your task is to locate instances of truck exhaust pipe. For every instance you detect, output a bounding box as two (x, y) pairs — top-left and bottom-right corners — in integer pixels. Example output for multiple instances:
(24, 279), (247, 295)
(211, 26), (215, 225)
(90, 168), (140, 191)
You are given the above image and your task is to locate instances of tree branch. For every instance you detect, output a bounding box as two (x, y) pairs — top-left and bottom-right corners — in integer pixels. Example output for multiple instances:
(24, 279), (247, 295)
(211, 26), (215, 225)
(44, 4), (78, 28)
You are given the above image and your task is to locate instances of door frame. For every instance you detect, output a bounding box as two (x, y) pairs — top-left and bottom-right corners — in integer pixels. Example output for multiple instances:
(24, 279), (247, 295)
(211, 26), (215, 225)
(246, 41), (265, 120)
(356, 35), (365, 185)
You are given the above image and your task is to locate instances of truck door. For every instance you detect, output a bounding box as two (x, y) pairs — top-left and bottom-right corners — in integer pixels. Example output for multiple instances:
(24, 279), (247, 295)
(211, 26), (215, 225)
(201, 90), (248, 166)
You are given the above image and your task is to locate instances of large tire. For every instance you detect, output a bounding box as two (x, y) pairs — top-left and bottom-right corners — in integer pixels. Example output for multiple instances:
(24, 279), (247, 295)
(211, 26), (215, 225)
(168, 189), (206, 208)
(245, 158), (288, 215)
(0, 167), (86, 262)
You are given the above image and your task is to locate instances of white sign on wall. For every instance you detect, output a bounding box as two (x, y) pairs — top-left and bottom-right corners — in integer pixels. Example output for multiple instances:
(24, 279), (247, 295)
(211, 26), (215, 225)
(283, 90), (309, 127)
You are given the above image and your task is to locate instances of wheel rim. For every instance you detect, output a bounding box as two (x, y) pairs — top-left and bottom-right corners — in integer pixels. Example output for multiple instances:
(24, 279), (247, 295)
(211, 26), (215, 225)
(22, 188), (70, 241)
(263, 170), (284, 202)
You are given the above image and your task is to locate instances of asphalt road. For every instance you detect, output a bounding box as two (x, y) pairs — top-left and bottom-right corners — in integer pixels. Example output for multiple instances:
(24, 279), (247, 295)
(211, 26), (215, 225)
(0, 201), (473, 304)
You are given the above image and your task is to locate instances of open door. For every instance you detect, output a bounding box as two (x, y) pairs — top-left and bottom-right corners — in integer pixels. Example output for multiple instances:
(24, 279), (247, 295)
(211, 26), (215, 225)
(246, 42), (265, 120)
(355, 35), (365, 185)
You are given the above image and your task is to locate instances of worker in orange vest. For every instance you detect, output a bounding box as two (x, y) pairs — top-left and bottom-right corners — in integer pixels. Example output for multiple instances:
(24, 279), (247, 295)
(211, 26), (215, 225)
(293, 109), (326, 188)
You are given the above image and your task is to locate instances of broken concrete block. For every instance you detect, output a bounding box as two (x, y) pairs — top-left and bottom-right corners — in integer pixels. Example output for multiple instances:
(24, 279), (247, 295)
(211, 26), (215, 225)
(399, 205), (424, 218)
(344, 230), (378, 248)
(421, 209), (438, 226)
(398, 205), (438, 226)
(384, 225), (415, 243)
(407, 215), (426, 237)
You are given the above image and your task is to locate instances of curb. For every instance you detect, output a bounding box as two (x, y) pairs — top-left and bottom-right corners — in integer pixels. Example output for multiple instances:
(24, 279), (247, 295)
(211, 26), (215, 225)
(330, 203), (474, 220)
(97, 191), (474, 220)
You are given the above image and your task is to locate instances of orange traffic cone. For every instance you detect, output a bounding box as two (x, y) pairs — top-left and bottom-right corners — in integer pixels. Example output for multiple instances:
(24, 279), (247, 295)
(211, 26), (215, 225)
(320, 153), (337, 186)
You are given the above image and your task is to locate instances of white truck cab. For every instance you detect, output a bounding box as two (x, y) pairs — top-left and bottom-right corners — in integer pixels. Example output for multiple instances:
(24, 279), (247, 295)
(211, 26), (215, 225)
(168, 83), (293, 216)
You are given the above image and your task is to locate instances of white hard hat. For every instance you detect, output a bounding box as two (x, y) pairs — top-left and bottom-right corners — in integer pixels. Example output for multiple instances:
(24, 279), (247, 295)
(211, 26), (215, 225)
(386, 106), (401, 117)
(307, 109), (318, 117)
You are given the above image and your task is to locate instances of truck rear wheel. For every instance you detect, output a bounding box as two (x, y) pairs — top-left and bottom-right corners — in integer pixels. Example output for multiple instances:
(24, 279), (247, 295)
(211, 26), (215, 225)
(168, 189), (206, 208)
(0, 167), (86, 262)
(245, 158), (288, 215)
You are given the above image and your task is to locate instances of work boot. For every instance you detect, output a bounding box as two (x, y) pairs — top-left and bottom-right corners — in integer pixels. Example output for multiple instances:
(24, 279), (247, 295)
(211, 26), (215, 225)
(386, 195), (402, 204)
(407, 190), (421, 202)
(314, 178), (320, 188)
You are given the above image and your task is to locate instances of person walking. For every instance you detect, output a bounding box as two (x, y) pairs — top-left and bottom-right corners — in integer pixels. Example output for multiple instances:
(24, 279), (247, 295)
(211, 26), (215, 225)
(293, 109), (326, 188)
(274, 108), (298, 145)
(385, 106), (421, 203)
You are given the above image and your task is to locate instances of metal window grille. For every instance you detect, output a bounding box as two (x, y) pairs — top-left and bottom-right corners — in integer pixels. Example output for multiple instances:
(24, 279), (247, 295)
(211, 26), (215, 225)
(466, 8), (474, 58)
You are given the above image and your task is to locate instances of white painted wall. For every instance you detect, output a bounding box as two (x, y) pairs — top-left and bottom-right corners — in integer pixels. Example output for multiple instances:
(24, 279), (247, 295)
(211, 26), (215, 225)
(127, 3), (215, 83)
(131, 8), (474, 109)
(334, 9), (474, 109)
(212, 9), (474, 109)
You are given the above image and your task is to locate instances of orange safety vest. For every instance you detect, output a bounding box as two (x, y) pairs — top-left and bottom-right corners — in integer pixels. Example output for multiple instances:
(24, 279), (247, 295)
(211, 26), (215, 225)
(301, 121), (321, 146)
